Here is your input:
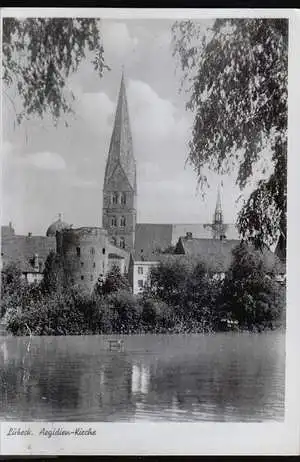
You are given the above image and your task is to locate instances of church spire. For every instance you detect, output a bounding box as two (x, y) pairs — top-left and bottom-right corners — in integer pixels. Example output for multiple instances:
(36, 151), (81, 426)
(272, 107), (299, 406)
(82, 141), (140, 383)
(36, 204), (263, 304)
(214, 185), (223, 224)
(103, 71), (136, 192)
(102, 73), (137, 251)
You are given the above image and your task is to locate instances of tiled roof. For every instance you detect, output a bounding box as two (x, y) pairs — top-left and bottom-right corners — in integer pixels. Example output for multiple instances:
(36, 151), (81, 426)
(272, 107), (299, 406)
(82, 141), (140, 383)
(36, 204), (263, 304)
(177, 237), (285, 274)
(176, 237), (240, 272)
(1, 234), (56, 273)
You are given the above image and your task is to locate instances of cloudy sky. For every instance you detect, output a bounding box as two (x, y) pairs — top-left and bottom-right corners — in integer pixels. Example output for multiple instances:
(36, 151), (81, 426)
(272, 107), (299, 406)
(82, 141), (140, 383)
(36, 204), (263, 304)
(2, 18), (260, 236)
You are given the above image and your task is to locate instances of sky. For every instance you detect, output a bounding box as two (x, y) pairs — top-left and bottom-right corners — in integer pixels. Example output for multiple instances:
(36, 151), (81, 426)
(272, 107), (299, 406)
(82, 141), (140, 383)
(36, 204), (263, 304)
(2, 18), (263, 236)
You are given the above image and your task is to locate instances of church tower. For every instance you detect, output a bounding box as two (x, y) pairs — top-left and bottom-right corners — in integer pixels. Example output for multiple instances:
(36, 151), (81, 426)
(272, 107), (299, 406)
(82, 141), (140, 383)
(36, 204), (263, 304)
(102, 73), (137, 251)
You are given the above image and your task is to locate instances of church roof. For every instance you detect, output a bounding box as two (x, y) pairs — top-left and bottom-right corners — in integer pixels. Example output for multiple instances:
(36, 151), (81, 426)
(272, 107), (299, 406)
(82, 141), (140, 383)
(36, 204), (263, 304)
(104, 73), (136, 191)
(134, 223), (173, 258)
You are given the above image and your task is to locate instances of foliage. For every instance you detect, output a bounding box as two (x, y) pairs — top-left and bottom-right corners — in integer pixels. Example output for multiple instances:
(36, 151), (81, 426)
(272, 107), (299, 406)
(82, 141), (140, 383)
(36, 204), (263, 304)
(172, 19), (287, 257)
(218, 242), (285, 330)
(3, 18), (109, 125)
(145, 259), (220, 331)
(41, 251), (65, 294)
(2, 248), (285, 335)
(96, 265), (131, 296)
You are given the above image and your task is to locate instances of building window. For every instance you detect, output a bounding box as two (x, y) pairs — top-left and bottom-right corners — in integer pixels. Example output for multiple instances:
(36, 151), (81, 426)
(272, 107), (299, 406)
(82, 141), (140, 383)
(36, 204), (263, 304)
(90, 247), (95, 255)
(111, 216), (117, 227)
(93, 262), (96, 268)
(111, 236), (117, 245)
(120, 192), (126, 205)
(81, 262), (84, 267)
(120, 216), (126, 228)
(102, 248), (106, 255)
(90, 275), (94, 281)
(119, 237), (125, 249)
(76, 247), (81, 257)
(81, 275), (84, 280)
(138, 266), (143, 275)
(138, 279), (144, 289)
(112, 192), (118, 205)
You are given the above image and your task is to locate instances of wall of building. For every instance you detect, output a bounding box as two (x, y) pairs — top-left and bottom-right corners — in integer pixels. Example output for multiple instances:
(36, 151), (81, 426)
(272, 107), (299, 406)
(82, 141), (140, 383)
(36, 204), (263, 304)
(132, 261), (159, 295)
(56, 227), (109, 293)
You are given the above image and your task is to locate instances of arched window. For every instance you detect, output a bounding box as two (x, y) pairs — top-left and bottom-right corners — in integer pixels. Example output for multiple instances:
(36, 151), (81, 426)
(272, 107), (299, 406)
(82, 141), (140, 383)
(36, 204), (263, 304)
(119, 237), (125, 249)
(111, 216), (117, 227)
(120, 216), (126, 228)
(112, 192), (118, 205)
(120, 192), (126, 205)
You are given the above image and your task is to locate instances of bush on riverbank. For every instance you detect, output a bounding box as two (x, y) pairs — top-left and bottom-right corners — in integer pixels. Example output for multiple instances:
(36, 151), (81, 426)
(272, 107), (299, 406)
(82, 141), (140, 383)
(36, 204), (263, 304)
(0, 243), (285, 336)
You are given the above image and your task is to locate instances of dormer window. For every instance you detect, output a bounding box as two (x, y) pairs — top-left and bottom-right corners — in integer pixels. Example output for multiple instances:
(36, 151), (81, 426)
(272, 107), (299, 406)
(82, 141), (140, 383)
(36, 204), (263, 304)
(120, 216), (126, 228)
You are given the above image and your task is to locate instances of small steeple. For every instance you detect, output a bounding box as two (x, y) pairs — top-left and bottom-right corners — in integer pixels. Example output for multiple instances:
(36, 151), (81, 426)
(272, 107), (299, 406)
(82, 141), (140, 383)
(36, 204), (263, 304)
(214, 185), (223, 224)
(104, 71), (136, 192)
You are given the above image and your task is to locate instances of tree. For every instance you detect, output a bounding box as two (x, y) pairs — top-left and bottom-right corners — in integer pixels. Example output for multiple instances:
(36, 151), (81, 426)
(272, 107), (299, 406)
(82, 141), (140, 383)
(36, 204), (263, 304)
(41, 251), (65, 293)
(98, 266), (131, 296)
(3, 18), (108, 125)
(172, 19), (287, 258)
(219, 242), (285, 330)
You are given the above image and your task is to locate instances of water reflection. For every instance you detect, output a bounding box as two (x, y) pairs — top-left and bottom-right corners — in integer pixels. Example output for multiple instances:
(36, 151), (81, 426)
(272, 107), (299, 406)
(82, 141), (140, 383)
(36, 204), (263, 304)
(0, 333), (285, 422)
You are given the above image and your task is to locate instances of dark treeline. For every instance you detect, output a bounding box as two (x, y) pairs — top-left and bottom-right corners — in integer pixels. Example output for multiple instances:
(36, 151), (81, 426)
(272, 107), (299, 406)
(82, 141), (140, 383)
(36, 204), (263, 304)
(1, 243), (285, 336)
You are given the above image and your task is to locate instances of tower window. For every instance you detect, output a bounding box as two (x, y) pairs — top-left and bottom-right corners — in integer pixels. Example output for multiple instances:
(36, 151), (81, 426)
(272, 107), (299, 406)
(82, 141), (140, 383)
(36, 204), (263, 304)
(120, 216), (126, 228)
(111, 216), (117, 227)
(119, 237), (125, 249)
(76, 247), (81, 257)
(112, 192), (118, 205)
(120, 192), (126, 205)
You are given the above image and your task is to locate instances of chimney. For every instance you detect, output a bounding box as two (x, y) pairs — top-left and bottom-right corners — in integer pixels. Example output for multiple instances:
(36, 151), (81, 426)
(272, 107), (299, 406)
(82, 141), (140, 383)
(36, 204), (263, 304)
(186, 232), (193, 239)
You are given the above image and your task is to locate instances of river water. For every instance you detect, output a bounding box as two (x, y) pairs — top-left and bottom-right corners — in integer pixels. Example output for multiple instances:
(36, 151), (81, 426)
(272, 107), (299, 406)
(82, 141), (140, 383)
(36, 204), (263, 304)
(0, 332), (285, 422)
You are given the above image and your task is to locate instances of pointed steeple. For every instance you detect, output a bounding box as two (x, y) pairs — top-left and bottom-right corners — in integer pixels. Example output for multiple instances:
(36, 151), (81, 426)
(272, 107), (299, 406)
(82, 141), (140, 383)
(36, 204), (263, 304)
(214, 185), (223, 224)
(104, 72), (136, 191)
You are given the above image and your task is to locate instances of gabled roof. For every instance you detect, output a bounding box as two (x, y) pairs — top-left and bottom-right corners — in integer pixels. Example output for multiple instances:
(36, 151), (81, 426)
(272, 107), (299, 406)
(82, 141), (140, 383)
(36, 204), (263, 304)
(104, 73), (136, 192)
(176, 236), (285, 274)
(175, 237), (240, 272)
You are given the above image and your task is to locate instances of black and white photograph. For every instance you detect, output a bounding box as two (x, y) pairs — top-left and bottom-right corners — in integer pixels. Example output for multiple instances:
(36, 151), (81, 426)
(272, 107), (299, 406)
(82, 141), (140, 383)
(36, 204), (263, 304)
(0, 9), (291, 438)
